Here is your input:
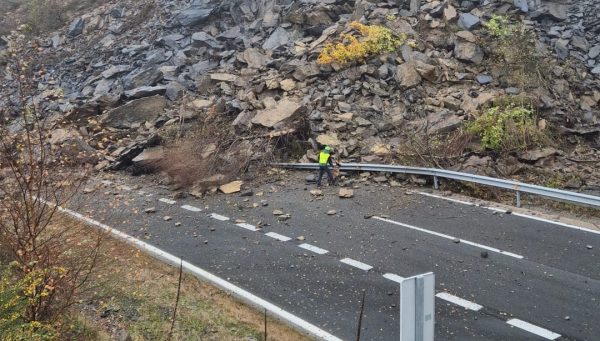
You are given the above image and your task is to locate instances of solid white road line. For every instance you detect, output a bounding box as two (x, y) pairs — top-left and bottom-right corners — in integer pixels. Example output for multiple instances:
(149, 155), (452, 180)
(49, 203), (343, 341)
(339, 258), (373, 271)
(298, 243), (329, 255)
(373, 216), (524, 259)
(383, 273), (405, 283)
(417, 191), (600, 235)
(511, 212), (600, 235)
(265, 232), (292, 242)
(181, 205), (202, 212)
(507, 319), (561, 340)
(435, 292), (483, 311)
(236, 223), (259, 231)
(418, 191), (475, 206)
(159, 198), (176, 205)
(210, 213), (230, 221)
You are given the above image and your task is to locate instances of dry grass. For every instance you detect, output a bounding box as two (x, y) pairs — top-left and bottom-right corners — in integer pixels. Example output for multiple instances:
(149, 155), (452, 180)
(63, 216), (311, 340)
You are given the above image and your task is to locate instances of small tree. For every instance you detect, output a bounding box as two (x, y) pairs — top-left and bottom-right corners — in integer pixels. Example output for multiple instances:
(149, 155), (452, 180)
(0, 48), (104, 337)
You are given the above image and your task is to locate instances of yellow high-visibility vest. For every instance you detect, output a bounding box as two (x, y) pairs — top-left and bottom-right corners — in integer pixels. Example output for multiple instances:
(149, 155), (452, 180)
(319, 151), (330, 165)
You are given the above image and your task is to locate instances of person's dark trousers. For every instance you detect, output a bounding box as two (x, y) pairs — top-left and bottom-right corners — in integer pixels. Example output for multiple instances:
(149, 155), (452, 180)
(317, 165), (335, 186)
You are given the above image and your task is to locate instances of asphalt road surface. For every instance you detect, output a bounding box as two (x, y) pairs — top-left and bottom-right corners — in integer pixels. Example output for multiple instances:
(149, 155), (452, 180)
(69, 175), (600, 341)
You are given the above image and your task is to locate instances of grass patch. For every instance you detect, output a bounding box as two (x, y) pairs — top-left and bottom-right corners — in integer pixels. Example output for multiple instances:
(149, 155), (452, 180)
(74, 220), (310, 341)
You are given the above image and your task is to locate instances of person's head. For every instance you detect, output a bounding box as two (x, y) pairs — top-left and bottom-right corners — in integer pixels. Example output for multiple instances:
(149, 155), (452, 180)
(323, 145), (332, 154)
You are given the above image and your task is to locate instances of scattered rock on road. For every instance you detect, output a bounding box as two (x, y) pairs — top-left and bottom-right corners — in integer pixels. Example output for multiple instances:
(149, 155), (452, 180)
(145, 207), (156, 213)
(163, 216), (172, 221)
(327, 209), (337, 215)
(310, 189), (323, 196)
(219, 180), (243, 194)
(339, 188), (354, 198)
(272, 209), (284, 216)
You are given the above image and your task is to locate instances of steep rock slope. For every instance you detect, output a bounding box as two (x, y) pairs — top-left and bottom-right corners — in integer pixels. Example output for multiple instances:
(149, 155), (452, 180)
(1, 0), (599, 191)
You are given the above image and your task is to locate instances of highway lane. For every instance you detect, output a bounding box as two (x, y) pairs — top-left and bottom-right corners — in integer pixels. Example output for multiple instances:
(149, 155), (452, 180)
(67, 177), (600, 340)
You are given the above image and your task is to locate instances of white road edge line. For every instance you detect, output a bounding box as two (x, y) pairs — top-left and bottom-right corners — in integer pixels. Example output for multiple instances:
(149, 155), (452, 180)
(511, 212), (600, 235)
(210, 213), (230, 221)
(339, 258), (373, 271)
(417, 191), (600, 235)
(383, 273), (405, 283)
(373, 216), (524, 259)
(435, 292), (483, 311)
(159, 198), (176, 205)
(298, 243), (329, 255)
(181, 205), (202, 212)
(236, 223), (259, 231)
(506, 319), (561, 340)
(265, 232), (291, 242)
(44, 201), (343, 341)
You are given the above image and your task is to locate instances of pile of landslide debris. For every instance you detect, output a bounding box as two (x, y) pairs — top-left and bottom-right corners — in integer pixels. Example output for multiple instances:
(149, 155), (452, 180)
(1, 0), (599, 193)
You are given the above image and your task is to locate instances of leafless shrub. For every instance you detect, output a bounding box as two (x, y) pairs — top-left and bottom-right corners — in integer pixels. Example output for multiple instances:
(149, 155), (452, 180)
(0, 53), (105, 334)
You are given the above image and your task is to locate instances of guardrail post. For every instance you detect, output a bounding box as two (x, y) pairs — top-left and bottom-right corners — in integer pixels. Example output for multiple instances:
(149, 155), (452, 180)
(516, 191), (521, 208)
(433, 176), (439, 190)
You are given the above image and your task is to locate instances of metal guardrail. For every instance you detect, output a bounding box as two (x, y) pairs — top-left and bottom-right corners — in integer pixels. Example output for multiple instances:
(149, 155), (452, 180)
(274, 163), (600, 208)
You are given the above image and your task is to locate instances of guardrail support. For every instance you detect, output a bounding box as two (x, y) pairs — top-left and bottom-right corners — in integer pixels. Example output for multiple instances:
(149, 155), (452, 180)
(516, 191), (521, 208)
(433, 176), (439, 190)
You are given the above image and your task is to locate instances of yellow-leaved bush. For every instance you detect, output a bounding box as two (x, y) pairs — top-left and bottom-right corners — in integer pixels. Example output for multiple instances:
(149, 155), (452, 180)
(318, 22), (407, 65)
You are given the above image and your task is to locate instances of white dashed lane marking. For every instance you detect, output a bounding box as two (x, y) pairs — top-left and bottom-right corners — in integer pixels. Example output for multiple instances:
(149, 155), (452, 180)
(436, 292), (483, 311)
(298, 243), (329, 255)
(507, 319), (561, 340)
(383, 273), (405, 283)
(265, 232), (292, 242)
(236, 223), (259, 231)
(373, 216), (524, 259)
(209, 213), (230, 221)
(159, 198), (176, 205)
(181, 205), (202, 212)
(340, 258), (373, 271)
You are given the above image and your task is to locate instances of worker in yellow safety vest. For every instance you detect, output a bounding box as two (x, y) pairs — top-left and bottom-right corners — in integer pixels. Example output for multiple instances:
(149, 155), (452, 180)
(317, 145), (336, 187)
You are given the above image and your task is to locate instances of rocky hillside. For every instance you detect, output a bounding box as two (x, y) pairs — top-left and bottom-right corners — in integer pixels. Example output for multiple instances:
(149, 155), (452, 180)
(1, 0), (599, 193)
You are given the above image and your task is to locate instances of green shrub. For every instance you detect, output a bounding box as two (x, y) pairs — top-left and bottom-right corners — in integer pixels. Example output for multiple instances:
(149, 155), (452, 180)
(467, 105), (546, 151)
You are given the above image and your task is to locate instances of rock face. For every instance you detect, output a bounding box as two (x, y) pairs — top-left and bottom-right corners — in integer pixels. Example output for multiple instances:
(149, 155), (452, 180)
(1, 0), (599, 190)
(103, 96), (166, 129)
(251, 98), (304, 128)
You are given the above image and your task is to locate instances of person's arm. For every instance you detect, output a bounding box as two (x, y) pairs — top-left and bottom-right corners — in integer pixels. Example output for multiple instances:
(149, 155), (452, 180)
(328, 155), (334, 167)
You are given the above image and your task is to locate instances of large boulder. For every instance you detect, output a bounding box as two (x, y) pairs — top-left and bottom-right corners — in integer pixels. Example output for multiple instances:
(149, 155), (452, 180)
(251, 98), (304, 128)
(454, 41), (484, 64)
(262, 27), (291, 50)
(123, 67), (163, 90)
(103, 95), (166, 129)
(174, 2), (216, 27)
(238, 48), (269, 69)
(458, 13), (480, 30)
(67, 17), (85, 37)
(395, 63), (422, 88)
